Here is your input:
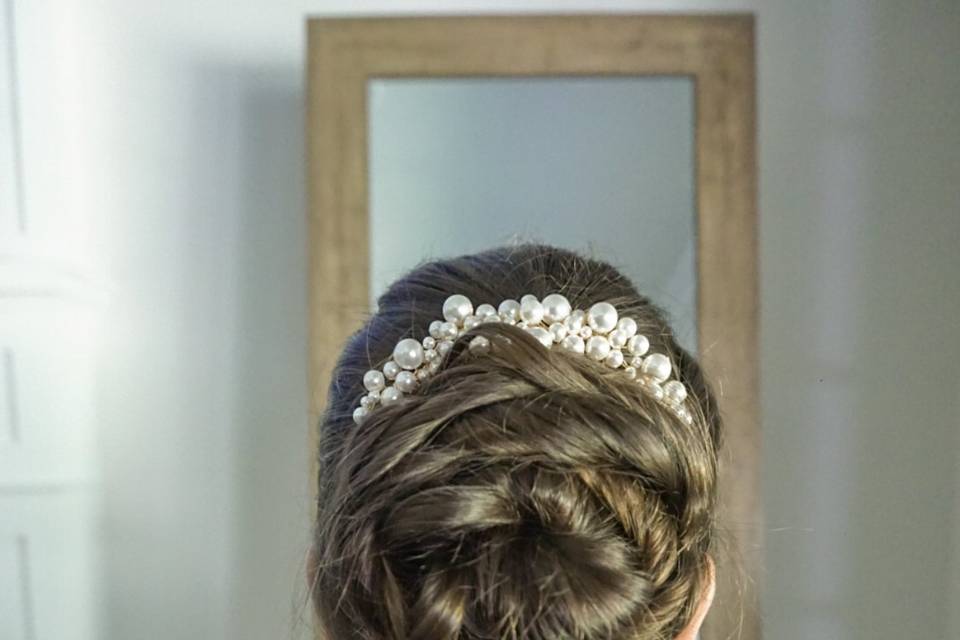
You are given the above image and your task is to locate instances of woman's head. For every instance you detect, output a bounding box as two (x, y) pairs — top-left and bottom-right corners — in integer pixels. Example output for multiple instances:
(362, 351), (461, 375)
(310, 243), (722, 640)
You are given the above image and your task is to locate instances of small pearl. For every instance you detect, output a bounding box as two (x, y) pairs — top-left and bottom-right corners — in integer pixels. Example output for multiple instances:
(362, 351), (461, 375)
(439, 322), (458, 339)
(352, 406), (369, 424)
(363, 370), (385, 391)
(469, 335), (490, 354)
(641, 353), (672, 383)
(481, 313), (501, 323)
(395, 370), (418, 392)
(422, 336), (436, 349)
(520, 294), (539, 306)
(393, 338), (425, 370)
(380, 386), (402, 405)
(497, 299), (520, 322)
(564, 310), (585, 332)
(664, 380), (688, 404)
(605, 350), (625, 368)
(416, 368), (431, 381)
(541, 293), (572, 323)
(463, 315), (481, 330)
(587, 302), (619, 334)
(429, 320), (443, 339)
(586, 335), (611, 360)
(630, 356), (644, 369)
(578, 326), (593, 339)
(437, 340), (453, 356)
(624, 365), (637, 379)
(616, 317), (638, 338)
(527, 326), (554, 348)
(383, 361), (400, 380)
(609, 329), (628, 348)
(475, 303), (497, 318)
(520, 298), (545, 325)
(360, 394), (378, 410)
(626, 335), (650, 356)
(443, 294), (474, 325)
(548, 322), (568, 343)
(561, 334), (585, 354)
(424, 348), (438, 362)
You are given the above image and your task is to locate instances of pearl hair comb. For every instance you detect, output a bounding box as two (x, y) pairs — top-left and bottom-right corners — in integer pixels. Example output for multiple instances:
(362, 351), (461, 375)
(352, 293), (693, 426)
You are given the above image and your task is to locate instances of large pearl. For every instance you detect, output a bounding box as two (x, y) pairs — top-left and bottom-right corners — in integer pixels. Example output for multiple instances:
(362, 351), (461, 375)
(363, 369), (385, 391)
(564, 310), (585, 332)
(616, 317), (638, 338)
(475, 303), (497, 318)
(587, 302), (618, 334)
(380, 386), (402, 406)
(439, 322), (458, 339)
(641, 352), (672, 383)
(395, 370), (418, 393)
(497, 299), (520, 322)
(442, 294), (474, 325)
(520, 298), (545, 325)
(541, 293), (572, 323)
(393, 338), (425, 370)
(605, 350), (625, 368)
(609, 328), (629, 348)
(626, 335), (650, 356)
(663, 380), (688, 404)
(586, 335), (611, 360)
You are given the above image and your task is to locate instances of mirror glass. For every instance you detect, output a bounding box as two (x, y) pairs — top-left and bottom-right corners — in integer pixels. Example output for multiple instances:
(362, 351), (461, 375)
(369, 77), (697, 353)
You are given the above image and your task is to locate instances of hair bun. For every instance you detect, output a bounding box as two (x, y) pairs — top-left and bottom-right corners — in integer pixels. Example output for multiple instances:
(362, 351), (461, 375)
(376, 465), (654, 638)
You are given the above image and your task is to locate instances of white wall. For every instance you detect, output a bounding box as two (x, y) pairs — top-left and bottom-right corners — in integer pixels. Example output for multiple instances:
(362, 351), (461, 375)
(2, 1), (957, 640)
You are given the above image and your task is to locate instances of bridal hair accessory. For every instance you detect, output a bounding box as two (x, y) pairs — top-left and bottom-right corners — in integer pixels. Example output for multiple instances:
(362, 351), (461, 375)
(353, 293), (693, 426)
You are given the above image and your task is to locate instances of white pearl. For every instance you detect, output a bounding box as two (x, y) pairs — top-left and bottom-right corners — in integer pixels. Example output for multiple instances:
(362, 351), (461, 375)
(475, 303), (497, 318)
(424, 348), (438, 362)
(469, 335), (490, 354)
(564, 310), (585, 332)
(609, 329), (628, 348)
(630, 355), (644, 368)
(520, 294), (539, 306)
(578, 326), (593, 339)
(586, 335), (611, 360)
(443, 294), (474, 325)
(616, 317), (638, 338)
(422, 336), (436, 349)
(626, 335), (650, 356)
(380, 386), (402, 405)
(481, 313), (501, 323)
(497, 299), (520, 322)
(587, 302), (618, 334)
(416, 368), (431, 381)
(624, 365), (637, 379)
(395, 370), (418, 393)
(352, 406), (369, 423)
(383, 361), (400, 380)
(527, 326), (554, 348)
(561, 334), (585, 354)
(641, 353), (672, 383)
(463, 315), (481, 330)
(363, 369), (385, 391)
(393, 338), (425, 370)
(541, 293), (572, 323)
(548, 322), (568, 343)
(646, 381), (665, 400)
(437, 340), (453, 356)
(360, 394), (378, 410)
(520, 298), (544, 325)
(439, 322), (458, 339)
(663, 380), (688, 404)
(605, 350), (625, 368)
(429, 320), (443, 339)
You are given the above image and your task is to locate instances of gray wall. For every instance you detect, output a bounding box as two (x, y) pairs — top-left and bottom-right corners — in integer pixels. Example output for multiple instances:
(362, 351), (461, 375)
(0, 1), (956, 639)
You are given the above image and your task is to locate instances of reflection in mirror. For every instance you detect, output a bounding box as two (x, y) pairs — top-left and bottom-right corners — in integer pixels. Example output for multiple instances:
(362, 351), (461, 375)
(368, 77), (697, 353)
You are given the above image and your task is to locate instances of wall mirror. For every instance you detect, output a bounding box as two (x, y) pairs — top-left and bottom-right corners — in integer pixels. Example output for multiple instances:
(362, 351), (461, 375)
(307, 14), (758, 639)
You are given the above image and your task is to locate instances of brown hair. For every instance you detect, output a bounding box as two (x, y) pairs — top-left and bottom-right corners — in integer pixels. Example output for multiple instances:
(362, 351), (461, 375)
(311, 243), (722, 640)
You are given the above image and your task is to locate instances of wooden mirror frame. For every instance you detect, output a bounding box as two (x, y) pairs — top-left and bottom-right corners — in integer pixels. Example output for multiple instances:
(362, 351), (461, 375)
(306, 14), (759, 640)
